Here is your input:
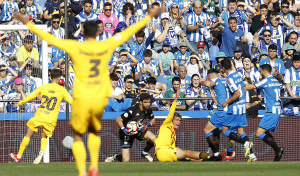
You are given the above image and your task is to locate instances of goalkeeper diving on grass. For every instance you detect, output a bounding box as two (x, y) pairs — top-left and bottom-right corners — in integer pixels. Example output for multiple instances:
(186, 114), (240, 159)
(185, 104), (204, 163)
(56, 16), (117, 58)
(10, 69), (73, 164)
(155, 89), (210, 162)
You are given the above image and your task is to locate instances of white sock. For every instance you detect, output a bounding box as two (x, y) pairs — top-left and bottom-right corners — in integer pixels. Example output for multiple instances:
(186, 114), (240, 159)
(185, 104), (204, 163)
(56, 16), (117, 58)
(214, 152), (220, 157)
(17, 154), (22, 159)
(142, 151), (148, 155)
(39, 151), (45, 156)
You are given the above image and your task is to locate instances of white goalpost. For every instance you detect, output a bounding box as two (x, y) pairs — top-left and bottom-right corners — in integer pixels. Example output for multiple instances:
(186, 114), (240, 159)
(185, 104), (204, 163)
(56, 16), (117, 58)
(0, 24), (49, 163)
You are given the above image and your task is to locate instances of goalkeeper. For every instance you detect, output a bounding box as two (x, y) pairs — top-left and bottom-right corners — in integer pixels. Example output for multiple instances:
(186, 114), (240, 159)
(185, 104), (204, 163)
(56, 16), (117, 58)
(10, 69), (73, 164)
(155, 89), (210, 162)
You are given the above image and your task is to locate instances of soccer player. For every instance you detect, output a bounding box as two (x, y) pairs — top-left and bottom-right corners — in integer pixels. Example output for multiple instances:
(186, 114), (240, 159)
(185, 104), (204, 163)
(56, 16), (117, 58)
(221, 58), (255, 161)
(245, 64), (284, 161)
(200, 68), (227, 161)
(14, 8), (161, 176)
(10, 69), (73, 164)
(155, 89), (210, 162)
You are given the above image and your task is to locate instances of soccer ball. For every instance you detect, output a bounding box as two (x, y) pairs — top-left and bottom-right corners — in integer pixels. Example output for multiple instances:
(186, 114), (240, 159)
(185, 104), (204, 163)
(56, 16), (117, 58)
(126, 121), (139, 134)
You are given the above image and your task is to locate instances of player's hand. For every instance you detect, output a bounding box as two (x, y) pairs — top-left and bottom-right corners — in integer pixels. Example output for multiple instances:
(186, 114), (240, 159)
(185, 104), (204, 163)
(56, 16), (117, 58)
(272, 69), (279, 77)
(13, 12), (29, 25)
(174, 89), (180, 102)
(222, 101), (228, 108)
(148, 7), (162, 18)
(121, 127), (131, 135)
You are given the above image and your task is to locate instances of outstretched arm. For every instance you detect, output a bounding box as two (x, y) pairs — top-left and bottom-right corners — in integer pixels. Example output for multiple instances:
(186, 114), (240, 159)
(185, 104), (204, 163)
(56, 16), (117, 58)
(17, 86), (42, 106)
(163, 89), (180, 125)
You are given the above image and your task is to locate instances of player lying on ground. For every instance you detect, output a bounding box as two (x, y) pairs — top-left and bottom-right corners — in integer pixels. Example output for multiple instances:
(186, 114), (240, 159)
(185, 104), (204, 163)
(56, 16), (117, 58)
(155, 89), (210, 162)
(245, 64), (284, 161)
(14, 7), (161, 176)
(105, 93), (156, 162)
(10, 69), (73, 164)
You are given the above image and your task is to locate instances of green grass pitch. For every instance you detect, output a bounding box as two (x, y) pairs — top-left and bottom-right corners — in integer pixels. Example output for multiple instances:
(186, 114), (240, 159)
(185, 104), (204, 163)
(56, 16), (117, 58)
(1, 162), (300, 176)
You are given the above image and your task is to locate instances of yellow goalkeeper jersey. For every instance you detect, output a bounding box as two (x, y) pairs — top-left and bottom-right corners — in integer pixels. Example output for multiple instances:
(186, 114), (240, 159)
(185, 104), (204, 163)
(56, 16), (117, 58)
(155, 101), (177, 149)
(26, 16), (151, 98)
(18, 83), (73, 124)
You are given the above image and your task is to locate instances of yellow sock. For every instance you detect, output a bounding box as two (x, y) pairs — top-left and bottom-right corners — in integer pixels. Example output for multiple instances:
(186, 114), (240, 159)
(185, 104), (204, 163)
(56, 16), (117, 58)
(72, 141), (86, 176)
(18, 136), (30, 156)
(88, 133), (100, 169)
(40, 137), (47, 151)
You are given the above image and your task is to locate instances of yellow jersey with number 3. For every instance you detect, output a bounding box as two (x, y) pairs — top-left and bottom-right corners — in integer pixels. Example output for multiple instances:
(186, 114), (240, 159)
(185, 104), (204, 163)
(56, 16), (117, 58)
(26, 16), (151, 98)
(18, 83), (73, 125)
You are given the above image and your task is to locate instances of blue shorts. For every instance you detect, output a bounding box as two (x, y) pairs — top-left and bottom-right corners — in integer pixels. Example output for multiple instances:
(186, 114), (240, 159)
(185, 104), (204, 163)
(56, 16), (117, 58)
(259, 113), (280, 132)
(223, 113), (248, 130)
(210, 110), (226, 131)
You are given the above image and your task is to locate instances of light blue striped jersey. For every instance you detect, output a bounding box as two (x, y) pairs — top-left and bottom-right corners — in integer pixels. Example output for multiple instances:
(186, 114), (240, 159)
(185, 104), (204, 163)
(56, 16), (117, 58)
(256, 24), (287, 49)
(0, 1), (19, 21)
(225, 71), (246, 115)
(279, 12), (294, 25)
(135, 60), (158, 82)
(284, 66), (300, 96)
(185, 86), (207, 111)
(174, 50), (190, 65)
(186, 11), (210, 42)
(26, 4), (42, 20)
(198, 50), (210, 62)
(237, 67), (260, 83)
(220, 9), (248, 31)
(255, 75), (281, 114)
(259, 58), (286, 75)
(75, 11), (98, 24)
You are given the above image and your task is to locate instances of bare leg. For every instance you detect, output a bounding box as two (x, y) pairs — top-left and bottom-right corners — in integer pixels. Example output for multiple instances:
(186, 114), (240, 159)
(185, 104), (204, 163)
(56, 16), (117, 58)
(121, 148), (130, 162)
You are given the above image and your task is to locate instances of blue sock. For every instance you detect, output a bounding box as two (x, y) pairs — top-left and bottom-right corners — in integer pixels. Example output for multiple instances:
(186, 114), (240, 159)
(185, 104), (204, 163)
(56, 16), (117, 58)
(205, 132), (213, 138)
(258, 133), (266, 140)
(224, 130), (232, 137)
(240, 132), (247, 139)
(226, 147), (234, 156)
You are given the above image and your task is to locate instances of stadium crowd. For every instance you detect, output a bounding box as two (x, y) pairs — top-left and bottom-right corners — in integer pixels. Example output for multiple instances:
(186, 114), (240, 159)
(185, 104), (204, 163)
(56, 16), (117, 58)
(0, 0), (300, 114)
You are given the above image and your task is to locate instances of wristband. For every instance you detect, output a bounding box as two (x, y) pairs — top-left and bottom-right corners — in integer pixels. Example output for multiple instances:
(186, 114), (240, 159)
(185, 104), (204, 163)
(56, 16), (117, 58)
(145, 122), (152, 127)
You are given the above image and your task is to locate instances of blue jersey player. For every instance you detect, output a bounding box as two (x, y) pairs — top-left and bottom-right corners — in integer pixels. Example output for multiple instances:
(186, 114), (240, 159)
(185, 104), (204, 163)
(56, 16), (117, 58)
(245, 64), (284, 161)
(201, 69), (228, 161)
(221, 58), (256, 162)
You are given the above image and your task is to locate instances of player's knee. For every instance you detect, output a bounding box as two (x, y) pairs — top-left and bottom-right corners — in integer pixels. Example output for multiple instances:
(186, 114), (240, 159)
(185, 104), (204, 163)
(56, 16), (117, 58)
(227, 141), (234, 148)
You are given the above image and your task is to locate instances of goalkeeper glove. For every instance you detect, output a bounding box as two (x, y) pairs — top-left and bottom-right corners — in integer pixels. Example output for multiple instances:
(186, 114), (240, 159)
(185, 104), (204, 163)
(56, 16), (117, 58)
(144, 122), (152, 128)
(121, 127), (130, 135)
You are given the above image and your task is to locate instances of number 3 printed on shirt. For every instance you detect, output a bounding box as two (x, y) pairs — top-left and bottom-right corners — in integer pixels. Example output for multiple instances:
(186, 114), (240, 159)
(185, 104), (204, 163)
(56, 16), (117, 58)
(89, 60), (100, 78)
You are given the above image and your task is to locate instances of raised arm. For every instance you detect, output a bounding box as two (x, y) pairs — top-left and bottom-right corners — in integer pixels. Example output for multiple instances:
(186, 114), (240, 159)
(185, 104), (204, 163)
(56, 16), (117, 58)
(163, 89), (180, 125)
(17, 86), (42, 106)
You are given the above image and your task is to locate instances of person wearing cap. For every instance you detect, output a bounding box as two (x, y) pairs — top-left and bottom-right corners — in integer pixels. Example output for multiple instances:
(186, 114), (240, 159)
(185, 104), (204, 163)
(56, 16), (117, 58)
(0, 64), (18, 112)
(213, 52), (226, 71)
(282, 31), (300, 58)
(173, 41), (191, 69)
(186, 1), (210, 51)
(283, 45), (296, 69)
(197, 41), (210, 66)
(0, 32), (16, 65)
(233, 45), (243, 70)
(0, 0), (19, 22)
(6, 77), (26, 112)
(256, 50), (268, 68)
(155, 12), (188, 53)
(16, 35), (39, 68)
(158, 40), (175, 76)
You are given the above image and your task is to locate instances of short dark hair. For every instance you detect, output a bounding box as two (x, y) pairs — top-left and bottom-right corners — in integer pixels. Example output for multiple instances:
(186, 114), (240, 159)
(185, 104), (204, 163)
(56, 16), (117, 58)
(143, 49), (152, 57)
(50, 69), (62, 79)
(260, 64), (272, 73)
(146, 76), (157, 85)
(119, 49), (127, 54)
(172, 76), (181, 84)
(151, 2), (160, 7)
(221, 58), (232, 70)
(140, 93), (151, 101)
(292, 54), (300, 62)
(263, 29), (271, 35)
(207, 68), (219, 75)
(268, 44), (278, 51)
(124, 75), (134, 82)
(84, 0), (92, 5)
(104, 2), (112, 7)
(96, 20), (103, 25)
(242, 57), (251, 63)
(228, 0), (237, 4)
(83, 21), (98, 38)
(52, 14), (60, 20)
(25, 64), (33, 70)
(289, 31), (299, 38)
(281, 0), (289, 6)
(110, 73), (119, 81)
(174, 112), (182, 118)
(260, 4), (268, 9)
(135, 30), (145, 38)
(228, 17), (237, 23)
(295, 13), (300, 18)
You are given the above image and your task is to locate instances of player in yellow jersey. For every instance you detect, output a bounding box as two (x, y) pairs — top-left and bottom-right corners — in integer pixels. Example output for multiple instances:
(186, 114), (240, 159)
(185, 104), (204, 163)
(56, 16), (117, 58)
(155, 89), (210, 162)
(10, 69), (73, 164)
(15, 8), (161, 176)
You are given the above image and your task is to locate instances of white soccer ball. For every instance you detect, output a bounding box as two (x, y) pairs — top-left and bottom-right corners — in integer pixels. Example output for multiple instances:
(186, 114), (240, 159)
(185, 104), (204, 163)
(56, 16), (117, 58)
(126, 121), (139, 134)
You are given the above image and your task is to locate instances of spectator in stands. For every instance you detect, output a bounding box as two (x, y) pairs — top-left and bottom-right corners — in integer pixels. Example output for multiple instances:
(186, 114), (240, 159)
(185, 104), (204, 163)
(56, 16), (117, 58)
(18, 63), (37, 95)
(237, 57), (260, 83)
(236, 35), (251, 58)
(7, 55), (19, 75)
(135, 49), (158, 82)
(169, 3), (185, 29)
(252, 29), (276, 58)
(164, 76), (186, 110)
(0, 64), (18, 112)
(287, 14), (300, 43)
(149, 2), (161, 28)
(0, 33), (16, 63)
(146, 76), (163, 111)
(129, 30), (155, 62)
(110, 49), (138, 77)
(0, 0), (19, 22)
(283, 45), (296, 69)
(173, 42), (190, 69)
(122, 75), (138, 99)
(279, 0), (294, 25)
(131, 83), (147, 106)
(119, 2), (137, 27)
(185, 52), (203, 77)
(98, 2), (119, 34)
(75, 0), (98, 24)
(169, 65), (193, 92)
(185, 73), (209, 111)
(284, 55), (300, 105)
(259, 44), (285, 81)
(110, 72), (125, 100)
(186, 1), (210, 51)
(60, 61), (75, 89)
(213, 52), (226, 71)
(254, 12), (293, 56)
(16, 35), (39, 68)
(250, 4), (270, 35)
(209, 37), (220, 67)
(282, 31), (300, 58)
(7, 77), (26, 112)
(47, 14), (65, 39)
(25, 0), (42, 23)
(43, 0), (60, 21)
(47, 44), (59, 70)
(158, 40), (175, 76)
(155, 12), (188, 53)
(112, 66), (125, 89)
(96, 20), (111, 41)
(197, 41), (210, 66)
(233, 45), (243, 70)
